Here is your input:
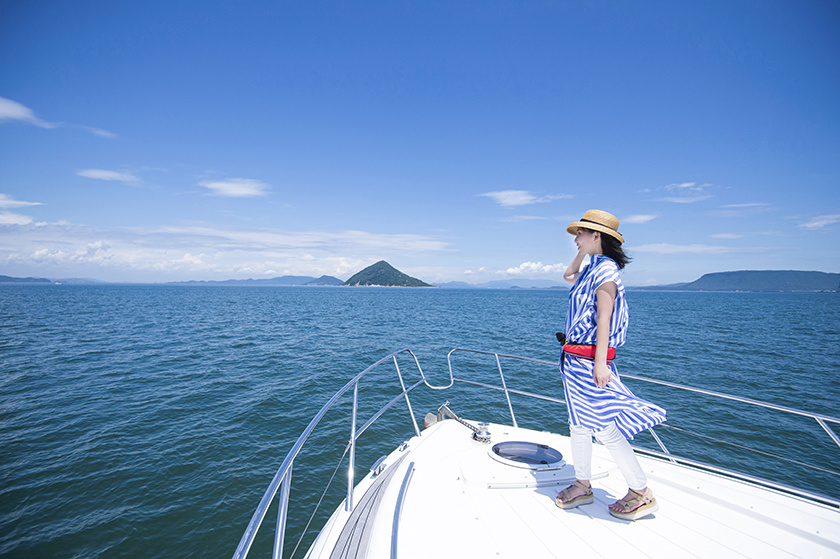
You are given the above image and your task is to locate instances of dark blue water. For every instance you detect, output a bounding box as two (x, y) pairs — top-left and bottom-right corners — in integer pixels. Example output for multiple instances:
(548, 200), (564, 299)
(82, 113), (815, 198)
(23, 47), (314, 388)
(2, 286), (839, 558)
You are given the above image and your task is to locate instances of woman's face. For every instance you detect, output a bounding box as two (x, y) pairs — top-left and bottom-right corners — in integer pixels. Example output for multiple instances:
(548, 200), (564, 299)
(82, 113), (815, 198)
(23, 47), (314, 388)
(574, 228), (602, 255)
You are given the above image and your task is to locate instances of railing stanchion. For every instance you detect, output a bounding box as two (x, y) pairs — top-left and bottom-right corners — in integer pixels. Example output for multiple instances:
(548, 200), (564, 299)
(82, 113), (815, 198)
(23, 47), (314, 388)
(273, 463), (293, 559)
(495, 353), (517, 428)
(346, 382), (358, 512)
(394, 356), (421, 437)
(816, 418), (840, 451)
(647, 427), (675, 463)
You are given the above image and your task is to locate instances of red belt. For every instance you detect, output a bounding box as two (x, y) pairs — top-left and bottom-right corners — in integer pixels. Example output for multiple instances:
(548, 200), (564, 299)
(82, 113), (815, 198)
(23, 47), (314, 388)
(563, 343), (616, 362)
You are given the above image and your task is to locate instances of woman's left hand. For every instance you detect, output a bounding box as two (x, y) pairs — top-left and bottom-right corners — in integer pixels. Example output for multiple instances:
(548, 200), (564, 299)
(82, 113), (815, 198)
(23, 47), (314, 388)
(593, 361), (611, 387)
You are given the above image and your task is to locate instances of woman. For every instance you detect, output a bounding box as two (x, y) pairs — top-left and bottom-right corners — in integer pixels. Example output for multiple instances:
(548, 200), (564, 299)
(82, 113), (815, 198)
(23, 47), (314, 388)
(555, 209), (666, 521)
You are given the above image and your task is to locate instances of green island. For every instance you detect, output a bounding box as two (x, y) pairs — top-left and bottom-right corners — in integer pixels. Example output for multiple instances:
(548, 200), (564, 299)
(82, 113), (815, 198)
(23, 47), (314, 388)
(641, 270), (840, 292)
(343, 261), (432, 287)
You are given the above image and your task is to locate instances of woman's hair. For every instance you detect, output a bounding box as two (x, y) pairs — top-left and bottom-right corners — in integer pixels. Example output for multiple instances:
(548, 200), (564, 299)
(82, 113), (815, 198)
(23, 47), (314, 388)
(601, 233), (631, 270)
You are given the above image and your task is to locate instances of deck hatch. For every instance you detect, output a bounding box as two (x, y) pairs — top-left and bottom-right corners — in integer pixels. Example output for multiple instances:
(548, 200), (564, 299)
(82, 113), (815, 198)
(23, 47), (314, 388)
(489, 441), (565, 470)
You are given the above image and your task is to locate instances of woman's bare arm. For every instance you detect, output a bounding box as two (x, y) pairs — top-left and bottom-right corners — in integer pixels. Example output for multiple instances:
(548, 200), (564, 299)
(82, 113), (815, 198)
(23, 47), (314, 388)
(593, 281), (617, 387)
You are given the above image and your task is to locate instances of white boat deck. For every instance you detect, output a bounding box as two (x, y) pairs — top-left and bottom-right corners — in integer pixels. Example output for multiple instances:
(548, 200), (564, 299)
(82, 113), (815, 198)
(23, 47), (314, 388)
(308, 419), (840, 559)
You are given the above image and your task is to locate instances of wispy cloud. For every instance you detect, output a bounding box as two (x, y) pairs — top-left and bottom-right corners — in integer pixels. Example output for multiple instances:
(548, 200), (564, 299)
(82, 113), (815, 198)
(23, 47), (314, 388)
(0, 194), (42, 226)
(659, 195), (712, 204)
(0, 194), (43, 209)
(720, 202), (769, 209)
(501, 215), (547, 222)
(712, 202), (772, 218)
(0, 97), (115, 138)
(504, 261), (565, 275)
(710, 233), (743, 239)
(799, 214), (840, 230)
(479, 190), (572, 208)
(0, 212), (34, 225)
(156, 226), (450, 253)
(198, 178), (270, 197)
(0, 97), (56, 129)
(464, 267), (487, 275)
(623, 214), (657, 224)
(656, 182), (713, 203)
(82, 127), (118, 139)
(664, 182), (707, 192)
(77, 169), (141, 183)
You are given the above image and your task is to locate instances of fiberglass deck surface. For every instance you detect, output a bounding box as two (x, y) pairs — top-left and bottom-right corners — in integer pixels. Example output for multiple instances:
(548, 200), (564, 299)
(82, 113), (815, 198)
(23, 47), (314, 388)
(308, 419), (840, 559)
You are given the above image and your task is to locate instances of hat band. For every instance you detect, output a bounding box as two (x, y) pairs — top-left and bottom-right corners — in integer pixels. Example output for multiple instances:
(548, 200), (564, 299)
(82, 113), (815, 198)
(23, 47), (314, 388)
(580, 218), (615, 231)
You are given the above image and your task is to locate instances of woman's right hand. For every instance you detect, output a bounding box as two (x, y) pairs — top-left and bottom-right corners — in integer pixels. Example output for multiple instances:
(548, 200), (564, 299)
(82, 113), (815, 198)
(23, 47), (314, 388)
(593, 361), (611, 387)
(564, 246), (588, 284)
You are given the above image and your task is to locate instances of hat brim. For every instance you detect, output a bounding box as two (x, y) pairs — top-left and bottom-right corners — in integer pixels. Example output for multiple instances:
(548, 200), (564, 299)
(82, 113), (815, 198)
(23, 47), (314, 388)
(566, 221), (624, 245)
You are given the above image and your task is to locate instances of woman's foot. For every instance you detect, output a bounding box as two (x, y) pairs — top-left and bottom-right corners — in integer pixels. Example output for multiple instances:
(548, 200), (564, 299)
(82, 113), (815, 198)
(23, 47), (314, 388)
(555, 480), (594, 509)
(608, 487), (659, 520)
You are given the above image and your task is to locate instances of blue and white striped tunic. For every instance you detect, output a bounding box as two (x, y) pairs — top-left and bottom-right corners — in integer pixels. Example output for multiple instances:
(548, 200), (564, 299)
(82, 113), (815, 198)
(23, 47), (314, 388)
(561, 255), (666, 439)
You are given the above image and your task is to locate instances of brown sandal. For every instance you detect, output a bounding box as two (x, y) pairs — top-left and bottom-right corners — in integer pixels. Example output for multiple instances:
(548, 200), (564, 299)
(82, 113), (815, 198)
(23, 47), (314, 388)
(555, 480), (594, 509)
(608, 488), (659, 520)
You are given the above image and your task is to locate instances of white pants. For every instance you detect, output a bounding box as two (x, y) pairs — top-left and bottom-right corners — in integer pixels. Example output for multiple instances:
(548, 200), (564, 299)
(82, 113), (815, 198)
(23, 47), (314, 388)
(570, 423), (647, 490)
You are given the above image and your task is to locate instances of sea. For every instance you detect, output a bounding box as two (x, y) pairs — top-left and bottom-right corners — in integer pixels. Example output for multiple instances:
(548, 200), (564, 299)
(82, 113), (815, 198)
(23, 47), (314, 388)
(2, 285), (839, 558)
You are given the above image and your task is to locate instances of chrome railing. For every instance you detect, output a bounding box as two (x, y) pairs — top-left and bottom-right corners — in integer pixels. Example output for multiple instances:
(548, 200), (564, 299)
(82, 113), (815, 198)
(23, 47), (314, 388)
(232, 349), (428, 559)
(233, 348), (840, 559)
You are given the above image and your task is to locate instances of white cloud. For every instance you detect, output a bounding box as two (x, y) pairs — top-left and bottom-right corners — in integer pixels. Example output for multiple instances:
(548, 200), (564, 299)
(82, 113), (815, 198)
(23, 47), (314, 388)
(502, 215), (546, 222)
(712, 202), (773, 218)
(481, 190), (536, 207)
(23, 240), (113, 266)
(157, 226), (450, 254)
(664, 182), (702, 192)
(83, 127), (118, 139)
(658, 195), (712, 204)
(799, 214), (840, 230)
(710, 233), (743, 239)
(77, 169), (140, 183)
(504, 261), (566, 275)
(198, 178), (270, 197)
(0, 211), (34, 225)
(0, 97), (56, 128)
(0, 97), (115, 137)
(656, 182), (714, 203)
(479, 190), (572, 208)
(623, 214), (657, 224)
(720, 202), (769, 209)
(0, 194), (43, 209)
(0, 195), (42, 226)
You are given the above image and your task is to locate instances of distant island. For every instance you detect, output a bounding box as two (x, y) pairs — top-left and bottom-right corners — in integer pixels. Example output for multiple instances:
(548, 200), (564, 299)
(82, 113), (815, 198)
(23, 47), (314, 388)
(343, 261), (432, 287)
(166, 275), (343, 287)
(0, 275), (52, 284)
(437, 278), (567, 289)
(638, 270), (840, 292)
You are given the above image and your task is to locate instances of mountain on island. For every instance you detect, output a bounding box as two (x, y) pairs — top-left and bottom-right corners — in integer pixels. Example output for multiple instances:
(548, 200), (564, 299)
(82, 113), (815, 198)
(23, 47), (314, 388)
(343, 261), (433, 287)
(644, 270), (840, 292)
(0, 274), (52, 284)
(308, 275), (345, 286)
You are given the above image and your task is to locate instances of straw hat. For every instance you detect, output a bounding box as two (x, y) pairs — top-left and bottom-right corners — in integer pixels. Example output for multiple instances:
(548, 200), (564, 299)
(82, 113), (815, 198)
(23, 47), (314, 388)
(566, 209), (624, 245)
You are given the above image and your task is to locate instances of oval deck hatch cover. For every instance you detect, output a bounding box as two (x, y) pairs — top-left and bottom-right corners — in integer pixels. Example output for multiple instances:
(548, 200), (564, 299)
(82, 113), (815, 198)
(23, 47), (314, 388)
(490, 441), (565, 469)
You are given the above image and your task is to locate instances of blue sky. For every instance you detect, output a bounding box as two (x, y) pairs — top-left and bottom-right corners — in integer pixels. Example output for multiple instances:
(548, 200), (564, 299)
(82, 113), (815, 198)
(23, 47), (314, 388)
(1, 1), (838, 285)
